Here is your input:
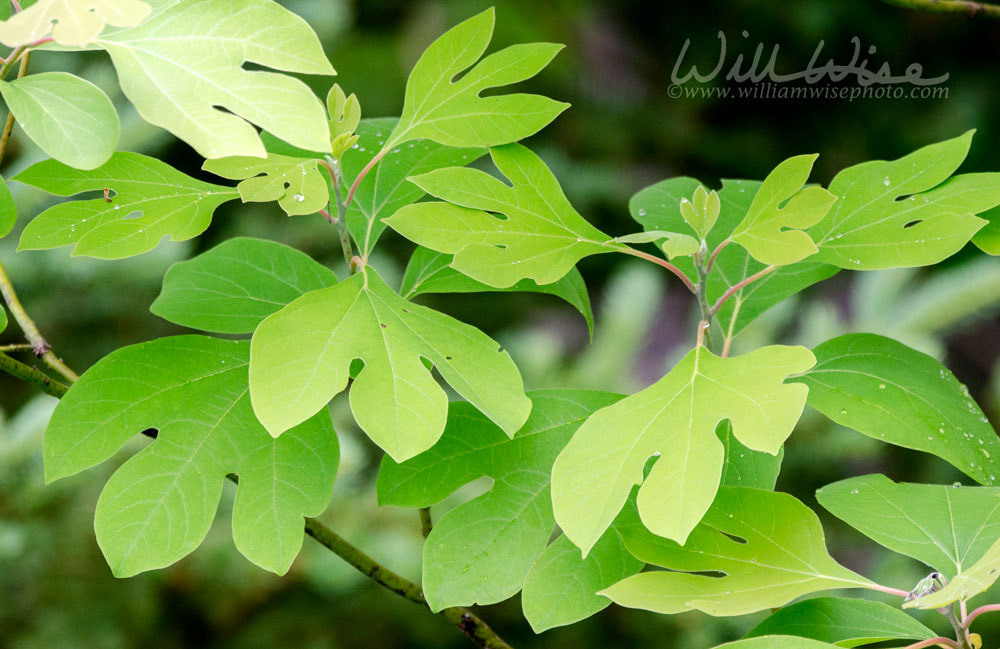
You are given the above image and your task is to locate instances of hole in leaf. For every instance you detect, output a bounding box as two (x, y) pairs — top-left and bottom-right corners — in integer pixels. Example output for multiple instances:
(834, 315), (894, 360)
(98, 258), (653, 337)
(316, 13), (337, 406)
(717, 530), (748, 545)
(903, 220), (922, 229)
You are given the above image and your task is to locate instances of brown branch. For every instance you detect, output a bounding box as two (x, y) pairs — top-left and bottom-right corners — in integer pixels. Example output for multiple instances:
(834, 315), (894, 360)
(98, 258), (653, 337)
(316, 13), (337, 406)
(879, 0), (1000, 19)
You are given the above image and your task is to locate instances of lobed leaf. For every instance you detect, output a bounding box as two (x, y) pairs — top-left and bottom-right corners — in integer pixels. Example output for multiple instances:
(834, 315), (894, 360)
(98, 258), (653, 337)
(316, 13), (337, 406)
(151, 237), (338, 334)
(808, 131), (1000, 269)
(384, 8), (568, 150)
(249, 266), (531, 462)
(746, 598), (935, 647)
(730, 154), (836, 266)
(551, 343), (815, 553)
(97, 0), (335, 159)
(817, 474), (1000, 579)
(602, 487), (877, 616)
(0, 72), (119, 170)
(342, 118), (483, 255)
(387, 143), (619, 288)
(44, 335), (339, 577)
(0, 0), (151, 47)
(14, 152), (238, 259)
(718, 420), (784, 490)
(400, 246), (594, 337)
(793, 334), (1000, 485)
(906, 535), (1000, 609)
(203, 153), (329, 216)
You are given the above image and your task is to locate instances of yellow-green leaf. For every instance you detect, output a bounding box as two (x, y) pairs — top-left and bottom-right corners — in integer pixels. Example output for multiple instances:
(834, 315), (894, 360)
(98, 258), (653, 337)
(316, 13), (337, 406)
(0, 0), (151, 47)
(203, 153), (329, 216)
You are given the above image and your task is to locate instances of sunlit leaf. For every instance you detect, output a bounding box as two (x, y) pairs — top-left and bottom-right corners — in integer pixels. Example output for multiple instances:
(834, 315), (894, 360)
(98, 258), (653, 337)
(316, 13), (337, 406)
(809, 131), (999, 269)
(384, 8), (568, 150)
(730, 154), (836, 266)
(973, 205), (1000, 255)
(151, 237), (337, 334)
(793, 334), (1000, 485)
(97, 0), (335, 158)
(250, 266), (531, 461)
(718, 421), (783, 490)
(203, 153), (329, 216)
(44, 335), (339, 576)
(0, 72), (119, 170)
(602, 488), (877, 615)
(387, 143), (619, 288)
(0, 0), (151, 47)
(551, 344), (815, 553)
(14, 153), (238, 259)
(400, 246), (594, 337)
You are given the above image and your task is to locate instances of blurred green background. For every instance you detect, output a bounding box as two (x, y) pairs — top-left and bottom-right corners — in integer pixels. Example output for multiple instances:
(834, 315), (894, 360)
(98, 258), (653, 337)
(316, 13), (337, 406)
(3, 1), (1000, 647)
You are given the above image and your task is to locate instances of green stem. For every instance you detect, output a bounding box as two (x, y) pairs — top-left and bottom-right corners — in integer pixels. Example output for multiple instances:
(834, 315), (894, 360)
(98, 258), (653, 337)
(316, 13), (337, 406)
(0, 51), (29, 160)
(695, 246), (714, 352)
(321, 158), (356, 273)
(0, 351), (69, 398)
(304, 519), (513, 649)
(879, 0), (1000, 19)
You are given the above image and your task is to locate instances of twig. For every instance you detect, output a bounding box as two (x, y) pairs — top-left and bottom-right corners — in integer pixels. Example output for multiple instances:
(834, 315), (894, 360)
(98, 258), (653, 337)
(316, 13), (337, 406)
(304, 519), (513, 649)
(0, 352), (69, 398)
(879, 0), (1000, 19)
(0, 343), (34, 352)
(620, 247), (697, 293)
(319, 158), (355, 272)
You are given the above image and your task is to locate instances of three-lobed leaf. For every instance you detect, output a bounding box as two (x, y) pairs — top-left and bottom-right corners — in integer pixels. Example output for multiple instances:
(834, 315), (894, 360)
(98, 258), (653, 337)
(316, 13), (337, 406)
(729, 154), (836, 266)
(384, 8), (568, 150)
(387, 143), (619, 288)
(808, 131), (1000, 269)
(0, 72), (120, 170)
(97, 0), (335, 159)
(0, 0), (151, 47)
(745, 598), (936, 648)
(249, 266), (531, 462)
(551, 343), (815, 553)
(793, 333), (1000, 485)
(151, 237), (338, 334)
(602, 487), (877, 615)
(203, 153), (329, 217)
(44, 335), (339, 577)
(15, 153), (238, 259)
(818, 474), (1000, 579)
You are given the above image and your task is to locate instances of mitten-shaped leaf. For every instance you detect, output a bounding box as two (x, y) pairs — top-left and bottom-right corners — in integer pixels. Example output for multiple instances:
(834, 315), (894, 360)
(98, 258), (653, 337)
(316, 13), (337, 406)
(44, 336), (339, 577)
(203, 153), (329, 216)
(151, 237), (337, 333)
(98, 0), (335, 158)
(745, 598), (936, 647)
(15, 153), (238, 258)
(376, 391), (636, 616)
(906, 535), (1000, 609)
(0, 72), (119, 170)
(809, 130), (1000, 269)
(343, 118), (483, 255)
(818, 475), (1000, 579)
(384, 8), (568, 149)
(730, 154), (836, 265)
(602, 488), (877, 616)
(400, 246), (594, 337)
(793, 334), (1000, 485)
(0, 0), (150, 47)
(551, 344), (815, 553)
(386, 143), (619, 287)
(250, 267), (531, 461)
(630, 177), (838, 337)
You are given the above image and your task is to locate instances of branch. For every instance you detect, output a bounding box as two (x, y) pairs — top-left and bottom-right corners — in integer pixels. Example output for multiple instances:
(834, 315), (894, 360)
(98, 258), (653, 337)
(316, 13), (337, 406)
(304, 519), (513, 649)
(0, 351), (69, 398)
(879, 0), (1000, 19)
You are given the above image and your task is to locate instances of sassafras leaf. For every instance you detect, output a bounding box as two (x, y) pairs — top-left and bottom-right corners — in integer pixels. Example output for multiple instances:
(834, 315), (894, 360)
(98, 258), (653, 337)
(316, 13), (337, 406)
(0, 175), (15, 238)
(551, 344), (815, 553)
(386, 143), (619, 288)
(203, 153), (329, 216)
(249, 266), (531, 462)
(14, 153), (239, 259)
(0, 0), (151, 47)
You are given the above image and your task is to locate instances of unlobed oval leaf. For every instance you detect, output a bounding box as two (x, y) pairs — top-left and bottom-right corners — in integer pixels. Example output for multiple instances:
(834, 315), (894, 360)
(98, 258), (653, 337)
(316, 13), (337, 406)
(745, 597), (936, 647)
(385, 8), (568, 150)
(551, 344), (815, 554)
(44, 335), (339, 576)
(793, 333), (1000, 485)
(98, 0), (335, 158)
(0, 72), (120, 170)
(809, 131), (999, 269)
(151, 237), (338, 333)
(14, 152), (239, 259)
(386, 143), (619, 288)
(250, 267), (531, 462)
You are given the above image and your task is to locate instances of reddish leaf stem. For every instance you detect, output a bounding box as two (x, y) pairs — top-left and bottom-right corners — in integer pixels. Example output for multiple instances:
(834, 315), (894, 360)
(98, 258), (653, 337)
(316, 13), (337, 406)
(345, 146), (390, 207)
(620, 247), (696, 293)
(709, 265), (777, 315)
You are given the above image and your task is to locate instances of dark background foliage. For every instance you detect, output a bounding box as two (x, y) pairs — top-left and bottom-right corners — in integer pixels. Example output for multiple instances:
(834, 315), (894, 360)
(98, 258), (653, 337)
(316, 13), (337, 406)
(2, 1), (1000, 647)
